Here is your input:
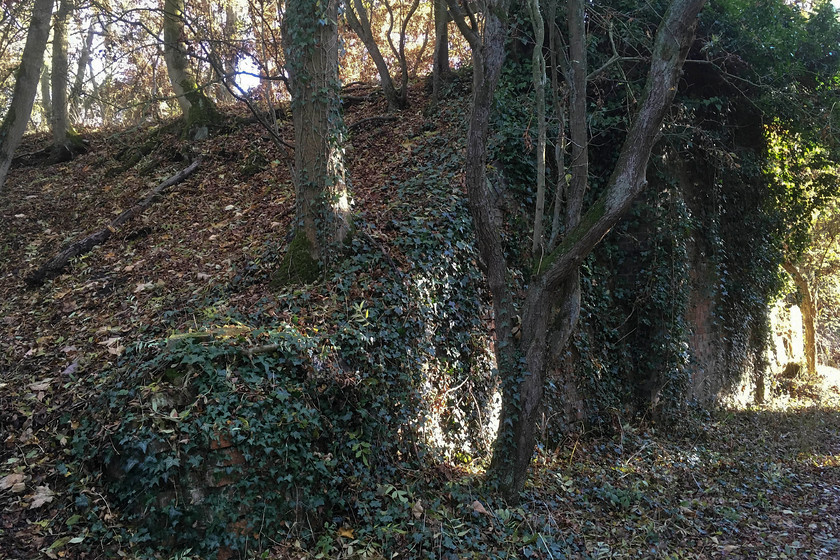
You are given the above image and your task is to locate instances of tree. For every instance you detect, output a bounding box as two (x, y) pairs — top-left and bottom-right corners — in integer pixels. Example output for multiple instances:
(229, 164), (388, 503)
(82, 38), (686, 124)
(345, 0), (420, 111)
(163, 0), (219, 139)
(50, 0), (85, 162)
(0, 0), (55, 190)
(783, 261), (817, 376)
(275, 0), (351, 285)
(449, 0), (707, 497)
(69, 24), (96, 123)
(431, 0), (450, 101)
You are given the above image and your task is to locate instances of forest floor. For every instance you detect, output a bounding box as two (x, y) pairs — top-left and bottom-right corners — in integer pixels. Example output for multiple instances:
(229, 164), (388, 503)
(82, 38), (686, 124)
(2, 88), (840, 559)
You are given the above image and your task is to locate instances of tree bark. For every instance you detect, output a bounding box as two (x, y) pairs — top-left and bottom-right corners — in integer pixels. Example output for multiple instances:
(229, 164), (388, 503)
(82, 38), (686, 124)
(51, 0), (72, 161)
(432, 0), (450, 102)
(528, 0), (547, 254)
(163, 0), (218, 138)
(452, 0), (707, 498)
(783, 261), (817, 376)
(345, 0), (403, 111)
(0, 0), (55, 190)
(280, 0), (350, 279)
(70, 24), (96, 123)
(40, 60), (51, 128)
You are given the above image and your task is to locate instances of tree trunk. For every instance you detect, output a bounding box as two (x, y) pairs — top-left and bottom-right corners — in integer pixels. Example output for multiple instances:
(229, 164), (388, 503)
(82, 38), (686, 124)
(0, 0), (54, 190)
(783, 261), (817, 376)
(452, 0), (706, 499)
(345, 0), (403, 111)
(528, 0), (547, 254)
(163, 0), (218, 139)
(40, 60), (51, 128)
(218, 3), (237, 103)
(51, 0), (73, 161)
(393, 0), (421, 108)
(70, 25), (95, 123)
(277, 0), (350, 284)
(432, 0), (450, 102)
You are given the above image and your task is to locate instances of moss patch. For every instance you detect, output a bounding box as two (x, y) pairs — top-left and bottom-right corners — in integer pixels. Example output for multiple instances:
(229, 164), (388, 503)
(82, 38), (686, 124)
(183, 85), (221, 141)
(271, 232), (321, 288)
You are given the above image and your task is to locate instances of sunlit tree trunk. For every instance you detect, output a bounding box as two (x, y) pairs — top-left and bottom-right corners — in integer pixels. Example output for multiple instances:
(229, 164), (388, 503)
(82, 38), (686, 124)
(783, 261), (817, 376)
(276, 0), (350, 284)
(0, 0), (54, 190)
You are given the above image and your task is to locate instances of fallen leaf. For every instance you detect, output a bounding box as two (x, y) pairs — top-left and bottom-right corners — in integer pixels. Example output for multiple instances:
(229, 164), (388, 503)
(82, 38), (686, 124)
(61, 361), (79, 376)
(472, 500), (490, 515)
(28, 378), (53, 391)
(0, 473), (26, 491)
(134, 282), (154, 293)
(337, 527), (354, 539)
(412, 499), (424, 519)
(29, 485), (55, 509)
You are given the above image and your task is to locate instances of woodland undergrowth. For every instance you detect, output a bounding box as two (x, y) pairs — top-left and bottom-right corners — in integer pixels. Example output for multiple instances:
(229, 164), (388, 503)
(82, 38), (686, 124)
(1, 86), (839, 559)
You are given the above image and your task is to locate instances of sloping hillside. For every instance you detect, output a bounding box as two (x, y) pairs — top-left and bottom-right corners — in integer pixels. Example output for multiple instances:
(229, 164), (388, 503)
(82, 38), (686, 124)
(2, 87), (840, 560)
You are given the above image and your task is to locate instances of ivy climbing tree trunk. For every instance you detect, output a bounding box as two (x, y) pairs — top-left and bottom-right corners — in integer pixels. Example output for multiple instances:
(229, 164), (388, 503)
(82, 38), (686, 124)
(275, 0), (350, 286)
(450, 0), (707, 498)
(163, 0), (219, 139)
(0, 0), (54, 190)
(783, 261), (817, 376)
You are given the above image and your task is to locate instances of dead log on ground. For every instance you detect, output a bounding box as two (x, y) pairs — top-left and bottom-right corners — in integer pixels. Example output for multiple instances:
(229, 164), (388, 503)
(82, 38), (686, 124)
(25, 158), (201, 288)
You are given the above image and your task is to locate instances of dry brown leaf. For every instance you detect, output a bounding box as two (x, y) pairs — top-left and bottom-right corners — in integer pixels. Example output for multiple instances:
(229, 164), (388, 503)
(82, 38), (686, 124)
(412, 499), (424, 519)
(28, 485), (55, 509)
(471, 500), (490, 516)
(28, 378), (52, 391)
(0, 473), (26, 491)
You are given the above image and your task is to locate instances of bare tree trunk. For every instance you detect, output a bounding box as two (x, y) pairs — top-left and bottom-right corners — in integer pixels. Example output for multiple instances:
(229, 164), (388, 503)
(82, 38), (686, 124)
(345, 0), (402, 111)
(451, 0), (706, 498)
(277, 0), (350, 284)
(51, 0), (73, 161)
(566, 0), (587, 230)
(0, 0), (54, 190)
(40, 60), (52, 128)
(163, 0), (218, 138)
(392, 0), (421, 108)
(219, 3), (237, 103)
(432, 0), (450, 102)
(783, 261), (817, 376)
(528, 0), (547, 254)
(70, 25), (95, 123)
(547, 0), (566, 248)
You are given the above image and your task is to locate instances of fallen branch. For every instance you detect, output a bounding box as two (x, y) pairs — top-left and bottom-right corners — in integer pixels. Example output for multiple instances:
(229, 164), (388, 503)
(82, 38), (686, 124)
(25, 158), (202, 287)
